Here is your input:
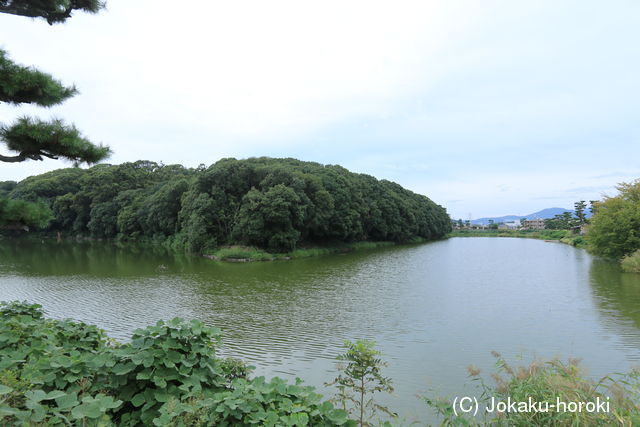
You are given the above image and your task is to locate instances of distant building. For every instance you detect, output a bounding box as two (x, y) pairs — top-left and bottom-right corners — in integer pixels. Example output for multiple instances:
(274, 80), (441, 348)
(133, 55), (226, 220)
(498, 221), (519, 230)
(470, 224), (487, 230)
(523, 219), (545, 230)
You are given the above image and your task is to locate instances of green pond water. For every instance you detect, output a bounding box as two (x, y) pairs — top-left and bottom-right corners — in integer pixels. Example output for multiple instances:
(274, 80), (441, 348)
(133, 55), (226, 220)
(1, 237), (640, 422)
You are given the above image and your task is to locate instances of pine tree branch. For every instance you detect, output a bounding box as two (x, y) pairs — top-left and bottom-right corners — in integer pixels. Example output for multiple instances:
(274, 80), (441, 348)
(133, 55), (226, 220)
(0, 49), (78, 107)
(0, 1), (105, 25)
(1, 117), (110, 164)
(0, 152), (27, 162)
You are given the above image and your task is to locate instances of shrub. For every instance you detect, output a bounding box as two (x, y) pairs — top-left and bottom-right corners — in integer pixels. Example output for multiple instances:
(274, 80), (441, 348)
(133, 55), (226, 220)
(154, 377), (353, 426)
(107, 318), (230, 425)
(326, 340), (394, 426)
(622, 250), (640, 273)
(0, 301), (118, 425)
(0, 301), (353, 426)
(425, 353), (640, 426)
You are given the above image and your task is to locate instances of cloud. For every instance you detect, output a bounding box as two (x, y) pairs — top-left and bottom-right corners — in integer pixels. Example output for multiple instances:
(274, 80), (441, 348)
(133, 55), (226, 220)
(1, 0), (639, 221)
(565, 186), (614, 193)
(589, 172), (637, 180)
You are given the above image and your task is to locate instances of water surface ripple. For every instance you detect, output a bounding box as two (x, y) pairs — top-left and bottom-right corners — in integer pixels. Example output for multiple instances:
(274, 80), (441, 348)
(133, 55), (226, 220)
(2, 237), (640, 421)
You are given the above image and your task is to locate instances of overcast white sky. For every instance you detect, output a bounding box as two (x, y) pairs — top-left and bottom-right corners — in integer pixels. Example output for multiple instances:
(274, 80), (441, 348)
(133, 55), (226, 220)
(1, 0), (639, 219)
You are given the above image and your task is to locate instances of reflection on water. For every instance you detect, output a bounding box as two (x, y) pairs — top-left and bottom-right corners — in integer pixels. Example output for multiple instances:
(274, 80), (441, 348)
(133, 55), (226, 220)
(590, 259), (640, 342)
(1, 237), (640, 421)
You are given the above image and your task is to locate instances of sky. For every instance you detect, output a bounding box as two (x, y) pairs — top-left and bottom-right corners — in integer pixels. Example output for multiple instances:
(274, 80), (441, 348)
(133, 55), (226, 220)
(1, 0), (639, 219)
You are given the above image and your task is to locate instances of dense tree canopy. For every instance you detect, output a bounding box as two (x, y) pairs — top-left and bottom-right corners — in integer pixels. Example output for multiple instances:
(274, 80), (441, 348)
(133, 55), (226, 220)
(4, 157), (452, 253)
(589, 179), (640, 259)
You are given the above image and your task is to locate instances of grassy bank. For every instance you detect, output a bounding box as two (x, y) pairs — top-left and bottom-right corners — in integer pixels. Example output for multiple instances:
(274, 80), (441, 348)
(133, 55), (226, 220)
(448, 229), (588, 249)
(0, 232), (434, 263)
(622, 250), (640, 273)
(203, 240), (404, 262)
(426, 352), (640, 426)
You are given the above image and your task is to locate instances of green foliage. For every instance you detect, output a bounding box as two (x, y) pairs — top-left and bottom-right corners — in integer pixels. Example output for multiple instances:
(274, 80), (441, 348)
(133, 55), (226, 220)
(544, 211), (575, 230)
(210, 246), (273, 261)
(9, 168), (84, 202)
(0, 301), (118, 425)
(589, 179), (640, 259)
(0, 301), (353, 426)
(450, 229), (591, 250)
(1, 117), (111, 164)
(154, 377), (354, 426)
(5, 158), (451, 254)
(622, 249), (640, 273)
(107, 318), (228, 425)
(574, 200), (587, 225)
(425, 353), (640, 426)
(0, 48), (76, 106)
(0, 197), (53, 228)
(233, 184), (304, 252)
(206, 241), (398, 262)
(326, 340), (394, 426)
(0, 181), (17, 197)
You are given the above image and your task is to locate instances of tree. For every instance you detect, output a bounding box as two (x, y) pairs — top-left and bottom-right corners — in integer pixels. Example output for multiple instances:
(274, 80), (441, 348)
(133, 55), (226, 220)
(574, 200), (587, 225)
(589, 179), (640, 259)
(545, 211), (576, 230)
(0, 197), (52, 228)
(0, 2), (110, 164)
(5, 157), (452, 251)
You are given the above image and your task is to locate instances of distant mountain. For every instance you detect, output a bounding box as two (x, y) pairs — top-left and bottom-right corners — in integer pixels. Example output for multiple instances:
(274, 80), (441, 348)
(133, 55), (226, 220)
(470, 207), (588, 225)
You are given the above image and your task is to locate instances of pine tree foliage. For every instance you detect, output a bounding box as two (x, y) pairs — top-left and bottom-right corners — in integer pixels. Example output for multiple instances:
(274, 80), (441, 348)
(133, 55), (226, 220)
(0, 1), (110, 164)
(0, 117), (111, 163)
(0, 0), (104, 24)
(0, 49), (77, 106)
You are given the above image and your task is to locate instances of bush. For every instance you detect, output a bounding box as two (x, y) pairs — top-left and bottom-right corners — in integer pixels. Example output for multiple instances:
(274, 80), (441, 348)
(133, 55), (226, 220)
(154, 377), (353, 426)
(0, 301), (353, 426)
(622, 250), (640, 273)
(0, 301), (118, 425)
(425, 353), (640, 426)
(106, 318), (230, 425)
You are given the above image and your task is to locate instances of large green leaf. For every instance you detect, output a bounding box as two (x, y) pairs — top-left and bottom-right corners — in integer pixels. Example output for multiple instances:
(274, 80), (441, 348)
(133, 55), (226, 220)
(55, 392), (79, 410)
(71, 398), (103, 419)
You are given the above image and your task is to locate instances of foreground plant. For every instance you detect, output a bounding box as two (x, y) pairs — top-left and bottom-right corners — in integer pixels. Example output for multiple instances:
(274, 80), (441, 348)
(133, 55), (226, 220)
(0, 301), (353, 426)
(424, 352), (640, 426)
(326, 340), (395, 426)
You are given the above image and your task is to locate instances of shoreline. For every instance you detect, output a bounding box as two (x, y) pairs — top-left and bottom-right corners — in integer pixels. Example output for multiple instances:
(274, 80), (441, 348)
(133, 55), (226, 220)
(447, 229), (588, 249)
(202, 239), (427, 262)
(0, 233), (439, 262)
